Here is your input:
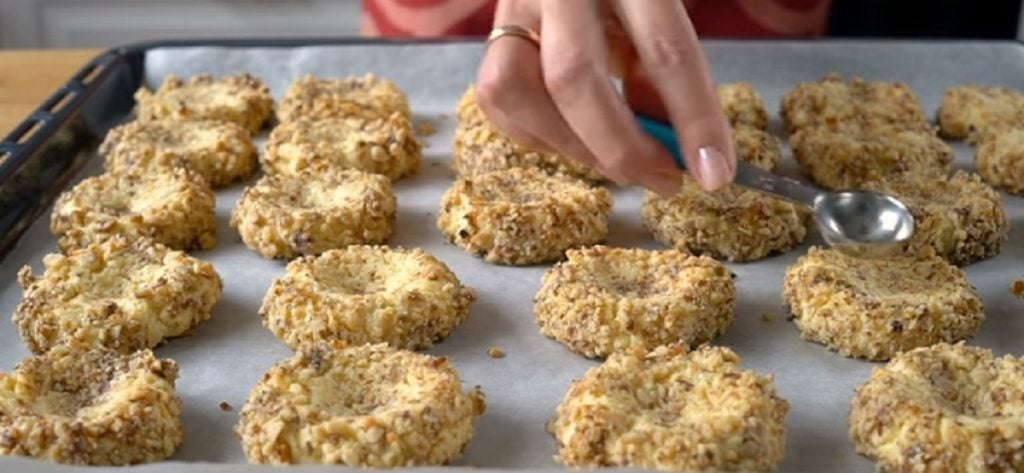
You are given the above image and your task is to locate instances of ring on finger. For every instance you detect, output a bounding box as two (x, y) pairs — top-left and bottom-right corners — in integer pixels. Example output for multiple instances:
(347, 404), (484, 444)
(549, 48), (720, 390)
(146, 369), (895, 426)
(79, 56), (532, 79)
(487, 25), (541, 48)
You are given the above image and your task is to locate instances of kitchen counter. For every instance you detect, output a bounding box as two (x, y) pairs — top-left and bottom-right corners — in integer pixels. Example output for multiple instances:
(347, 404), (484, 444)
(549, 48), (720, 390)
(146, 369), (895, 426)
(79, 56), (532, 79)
(0, 49), (100, 137)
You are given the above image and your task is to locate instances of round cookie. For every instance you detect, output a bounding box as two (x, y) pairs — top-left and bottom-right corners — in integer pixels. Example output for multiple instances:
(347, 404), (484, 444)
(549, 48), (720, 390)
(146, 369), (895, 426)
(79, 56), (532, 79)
(864, 171), (1008, 266)
(134, 73), (273, 134)
(263, 113), (421, 181)
(783, 247), (983, 361)
(718, 82), (769, 130)
(733, 125), (782, 171)
(236, 342), (486, 466)
(0, 345), (182, 465)
(850, 343), (1024, 472)
(14, 236), (222, 354)
(975, 126), (1024, 194)
(437, 167), (613, 265)
(453, 86), (604, 182)
(781, 74), (927, 134)
(231, 170), (396, 259)
(456, 84), (487, 126)
(101, 119), (257, 188)
(551, 344), (789, 472)
(534, 246), (734, 358)
(643, 174), (811, 262)
(260, 246), (476, 350)
(277, 74), (410, 123)
(937, 84), (1024, 140)
(453, 121), (605, 182)
(51, 168), (216, 252)
(790, 124), (953, 190)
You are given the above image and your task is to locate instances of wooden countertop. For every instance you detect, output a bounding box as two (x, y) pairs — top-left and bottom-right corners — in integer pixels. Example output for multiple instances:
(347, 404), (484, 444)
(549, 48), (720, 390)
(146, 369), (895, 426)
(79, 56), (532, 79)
(0, 49), (101, 138)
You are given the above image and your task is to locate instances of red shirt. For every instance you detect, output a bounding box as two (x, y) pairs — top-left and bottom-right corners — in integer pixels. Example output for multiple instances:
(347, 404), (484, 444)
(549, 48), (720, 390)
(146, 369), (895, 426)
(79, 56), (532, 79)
(362, 0), (832, 38)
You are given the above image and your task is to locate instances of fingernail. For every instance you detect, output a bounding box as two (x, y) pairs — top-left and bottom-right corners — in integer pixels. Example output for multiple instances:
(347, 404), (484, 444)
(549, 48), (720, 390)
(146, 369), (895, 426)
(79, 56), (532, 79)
(697, 146), (733, 191)
(646, 172), (682, 197)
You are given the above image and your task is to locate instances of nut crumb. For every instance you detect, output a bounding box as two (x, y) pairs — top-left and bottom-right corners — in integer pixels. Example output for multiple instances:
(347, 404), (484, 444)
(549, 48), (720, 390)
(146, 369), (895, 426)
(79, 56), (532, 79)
(219, 401), (232, 411)
(487, 347), (505, 359)
(1013, 278), (1024, 297)
(761, 313), (776, 323)
(417, 120), (437, 137)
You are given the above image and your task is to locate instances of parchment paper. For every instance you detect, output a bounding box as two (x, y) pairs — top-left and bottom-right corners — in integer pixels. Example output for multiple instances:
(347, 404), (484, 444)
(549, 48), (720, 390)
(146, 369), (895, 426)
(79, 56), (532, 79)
(2, 40), (1024, 472)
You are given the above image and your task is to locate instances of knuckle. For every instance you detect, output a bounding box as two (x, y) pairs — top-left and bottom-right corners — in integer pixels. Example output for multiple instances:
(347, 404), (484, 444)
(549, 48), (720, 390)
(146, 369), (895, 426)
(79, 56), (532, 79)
(643, 33), (696, 69)
(544, 54), (600, 99)
(475, 73), (512, 116)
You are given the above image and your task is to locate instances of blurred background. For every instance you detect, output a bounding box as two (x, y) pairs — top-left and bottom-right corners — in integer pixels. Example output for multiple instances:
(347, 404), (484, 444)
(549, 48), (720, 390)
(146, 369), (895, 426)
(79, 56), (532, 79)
(0, 0), (1021, 48)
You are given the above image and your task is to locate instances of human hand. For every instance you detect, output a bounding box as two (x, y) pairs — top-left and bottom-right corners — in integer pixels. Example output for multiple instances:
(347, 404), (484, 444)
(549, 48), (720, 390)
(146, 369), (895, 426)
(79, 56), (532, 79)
(476, 0), (736, 195)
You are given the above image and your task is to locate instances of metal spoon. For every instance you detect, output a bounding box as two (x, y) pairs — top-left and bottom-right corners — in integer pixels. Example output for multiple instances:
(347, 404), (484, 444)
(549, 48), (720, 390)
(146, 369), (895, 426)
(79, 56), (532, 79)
(635, 115), (915, 253)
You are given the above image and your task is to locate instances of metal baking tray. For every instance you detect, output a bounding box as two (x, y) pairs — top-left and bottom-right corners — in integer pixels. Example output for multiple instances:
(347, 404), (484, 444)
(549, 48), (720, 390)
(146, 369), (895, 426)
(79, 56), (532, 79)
(2, 39), (1024, 473)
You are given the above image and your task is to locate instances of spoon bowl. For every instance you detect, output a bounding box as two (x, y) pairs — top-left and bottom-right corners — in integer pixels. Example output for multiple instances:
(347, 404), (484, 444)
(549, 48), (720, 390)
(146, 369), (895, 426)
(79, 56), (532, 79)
(814, 190), (914, 246)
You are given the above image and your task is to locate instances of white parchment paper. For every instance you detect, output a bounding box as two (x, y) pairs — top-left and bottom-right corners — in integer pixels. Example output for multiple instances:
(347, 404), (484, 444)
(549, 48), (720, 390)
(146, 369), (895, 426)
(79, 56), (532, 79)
(2, 40), (1024, 472)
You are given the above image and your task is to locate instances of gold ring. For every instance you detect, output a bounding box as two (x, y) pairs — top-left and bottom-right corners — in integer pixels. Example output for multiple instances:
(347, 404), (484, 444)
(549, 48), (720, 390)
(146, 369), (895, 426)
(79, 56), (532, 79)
(487, 25), (540, 48)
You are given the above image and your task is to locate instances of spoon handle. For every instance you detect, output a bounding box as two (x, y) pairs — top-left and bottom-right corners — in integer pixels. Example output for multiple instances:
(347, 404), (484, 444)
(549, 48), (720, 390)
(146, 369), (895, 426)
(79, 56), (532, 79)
(733, 160), (819, 207)
(635, 114), (819, 207)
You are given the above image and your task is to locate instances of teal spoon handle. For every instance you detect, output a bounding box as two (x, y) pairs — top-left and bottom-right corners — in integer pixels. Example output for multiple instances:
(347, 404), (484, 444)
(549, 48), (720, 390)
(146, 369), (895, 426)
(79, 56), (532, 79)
(635, 114), (687, 169)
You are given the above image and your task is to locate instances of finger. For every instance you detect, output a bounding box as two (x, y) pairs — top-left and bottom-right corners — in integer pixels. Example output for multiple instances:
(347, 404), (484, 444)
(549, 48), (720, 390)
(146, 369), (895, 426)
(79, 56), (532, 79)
(476, 99), (556, 154)
(477, 41), (601, 171)
(613, 0), (736, 191)
(476, 21), (552, 153)
(475, 0), (602, 172)
(539, 0), (682, 195)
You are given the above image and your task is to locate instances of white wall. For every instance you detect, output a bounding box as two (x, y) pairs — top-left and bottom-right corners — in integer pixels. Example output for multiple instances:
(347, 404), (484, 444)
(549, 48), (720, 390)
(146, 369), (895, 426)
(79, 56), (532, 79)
(0, 0), (362, 48)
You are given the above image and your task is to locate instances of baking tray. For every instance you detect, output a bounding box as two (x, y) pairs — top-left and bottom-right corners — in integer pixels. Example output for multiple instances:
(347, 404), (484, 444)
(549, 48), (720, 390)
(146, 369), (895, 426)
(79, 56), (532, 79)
(2, 39), (1024, 473)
